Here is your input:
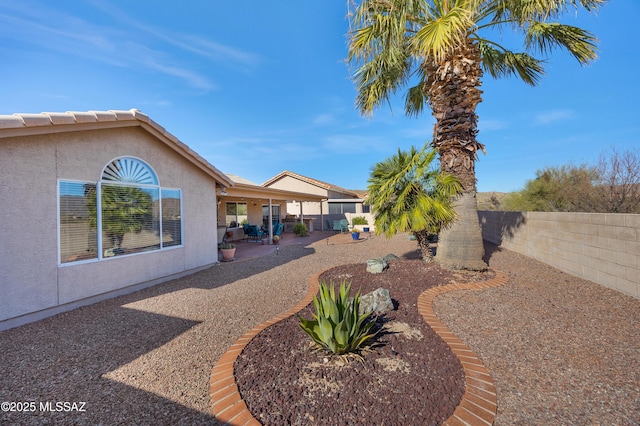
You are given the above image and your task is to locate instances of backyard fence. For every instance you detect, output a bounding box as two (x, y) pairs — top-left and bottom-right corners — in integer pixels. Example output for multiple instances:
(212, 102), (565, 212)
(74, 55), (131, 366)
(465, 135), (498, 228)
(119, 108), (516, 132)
(479, 210), (640, 299)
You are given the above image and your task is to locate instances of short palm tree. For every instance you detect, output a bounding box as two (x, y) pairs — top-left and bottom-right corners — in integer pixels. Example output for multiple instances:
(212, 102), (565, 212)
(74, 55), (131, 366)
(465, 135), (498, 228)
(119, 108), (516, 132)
(348, 0), (604, 270)
(367, 145), (462, 261)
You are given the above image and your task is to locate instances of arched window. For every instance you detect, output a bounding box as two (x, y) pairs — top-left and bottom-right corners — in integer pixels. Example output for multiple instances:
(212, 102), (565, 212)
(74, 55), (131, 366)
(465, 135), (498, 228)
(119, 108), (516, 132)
(101, 157), (158, 185)
(58, 157), (182, 264)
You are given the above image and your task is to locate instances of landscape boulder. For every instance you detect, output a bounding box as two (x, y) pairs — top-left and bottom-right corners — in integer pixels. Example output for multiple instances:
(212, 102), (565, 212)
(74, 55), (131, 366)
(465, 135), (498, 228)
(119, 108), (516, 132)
(359, 288), (394, 316)
(366, 257), (388, 274)
(383, 253), (399, 263)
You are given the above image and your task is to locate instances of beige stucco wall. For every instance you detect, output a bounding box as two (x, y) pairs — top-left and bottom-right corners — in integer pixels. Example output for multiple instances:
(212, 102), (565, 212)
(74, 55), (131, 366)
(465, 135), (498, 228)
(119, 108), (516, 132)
(266, 176), (326, 196)
(265, 176), (366, 219)
(479, 210), (640, 299)
(266, 176), (327, 215)
(0, 127), (219, 328)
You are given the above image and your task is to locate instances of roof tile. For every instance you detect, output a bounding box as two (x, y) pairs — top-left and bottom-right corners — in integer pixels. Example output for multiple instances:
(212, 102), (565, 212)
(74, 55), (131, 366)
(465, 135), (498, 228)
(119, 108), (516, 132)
(88, 110), (118, 122)
(68, 111), (99, 123)
(19, 113), (52, 127)
(111, 109), (136, 121)
(44, 112), (76, 125)
(0, 115), (26, 129)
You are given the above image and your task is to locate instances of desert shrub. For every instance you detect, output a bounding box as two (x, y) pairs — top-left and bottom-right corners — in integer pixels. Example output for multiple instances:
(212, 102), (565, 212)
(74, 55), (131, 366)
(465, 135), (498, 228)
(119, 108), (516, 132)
(298, 280), (376, 355)
(351, 216), (368, 225)
(293, 222), (308, 236)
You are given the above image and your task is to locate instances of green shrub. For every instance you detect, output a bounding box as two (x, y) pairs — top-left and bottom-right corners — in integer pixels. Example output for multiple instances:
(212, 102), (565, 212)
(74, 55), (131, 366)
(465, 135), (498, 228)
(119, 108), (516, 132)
(298, 280), (376, 355)
(351, 216), (368, 225)
(293, 222), (308, 236)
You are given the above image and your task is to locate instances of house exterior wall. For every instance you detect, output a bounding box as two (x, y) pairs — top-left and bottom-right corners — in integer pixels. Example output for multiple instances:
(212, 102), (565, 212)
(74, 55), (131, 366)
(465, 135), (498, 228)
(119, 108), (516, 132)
(479, 210), (640, 299)
(266, 176), (326, 196)
(265, 176), (327, 216)
(264, 175), (366, 223)
(0, 127), (219, 329)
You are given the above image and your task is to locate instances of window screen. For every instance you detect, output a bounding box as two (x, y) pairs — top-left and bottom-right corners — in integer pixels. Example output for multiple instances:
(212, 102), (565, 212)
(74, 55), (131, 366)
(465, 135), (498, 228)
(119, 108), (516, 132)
(328, 202), (357, 214)
(59, 181), (98, 263)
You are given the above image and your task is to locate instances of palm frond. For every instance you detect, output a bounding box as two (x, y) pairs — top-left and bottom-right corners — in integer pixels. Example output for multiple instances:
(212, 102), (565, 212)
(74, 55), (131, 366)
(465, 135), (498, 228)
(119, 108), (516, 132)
(502, 0), (606, 22)
(411, 2), (475, 62)
(367, 144), (460, 237)
(479, 41), (545, 85)
(525, 21), (598, 65)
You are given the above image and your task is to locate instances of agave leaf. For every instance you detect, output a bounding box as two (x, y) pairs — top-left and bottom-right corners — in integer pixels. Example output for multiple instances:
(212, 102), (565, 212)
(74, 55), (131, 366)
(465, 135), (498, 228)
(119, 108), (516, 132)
(298, 317), (321, 341)
(327, 282), (336, 302)
(334, 319), (349, 347)
(352, 331), (377, 349)
(326, 337), (338, 354)
(343, 306), (354, 335)
(318, 315), (334, 342)
(312, 294), (322, 318)
(338, 280), (351, 307)
(323, 295), (339, 326)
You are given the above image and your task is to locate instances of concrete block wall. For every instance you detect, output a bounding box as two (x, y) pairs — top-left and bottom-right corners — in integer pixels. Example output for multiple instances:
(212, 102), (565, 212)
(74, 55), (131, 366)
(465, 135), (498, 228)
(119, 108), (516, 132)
(479, 211), (640, 299)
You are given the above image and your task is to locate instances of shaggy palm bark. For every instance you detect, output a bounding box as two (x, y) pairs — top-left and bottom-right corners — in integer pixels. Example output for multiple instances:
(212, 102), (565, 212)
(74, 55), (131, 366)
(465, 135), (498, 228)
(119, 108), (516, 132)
(413, 230), (434, 262)
(426, 42), (487, 270)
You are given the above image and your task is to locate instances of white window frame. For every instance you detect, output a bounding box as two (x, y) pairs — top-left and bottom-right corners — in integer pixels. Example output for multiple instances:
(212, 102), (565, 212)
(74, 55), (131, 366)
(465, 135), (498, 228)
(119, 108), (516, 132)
(58, 157), (184, 266)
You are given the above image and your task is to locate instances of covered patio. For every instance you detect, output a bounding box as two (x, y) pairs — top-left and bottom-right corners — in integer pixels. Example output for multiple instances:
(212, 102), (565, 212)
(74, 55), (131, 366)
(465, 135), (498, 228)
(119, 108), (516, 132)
(218, 229), (371, 262)
(216, 176), (327, 249)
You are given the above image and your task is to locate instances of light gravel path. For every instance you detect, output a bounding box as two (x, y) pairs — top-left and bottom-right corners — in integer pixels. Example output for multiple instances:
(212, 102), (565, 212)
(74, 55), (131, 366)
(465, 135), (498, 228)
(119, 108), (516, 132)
(435, 245), (640, 425)
(1, 234), (638, 425)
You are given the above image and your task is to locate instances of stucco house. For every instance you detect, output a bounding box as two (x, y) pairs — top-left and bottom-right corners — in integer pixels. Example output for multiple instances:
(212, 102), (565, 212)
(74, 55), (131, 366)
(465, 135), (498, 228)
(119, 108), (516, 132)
(262, 171), (372, 231)
(0, 109), (236, 331)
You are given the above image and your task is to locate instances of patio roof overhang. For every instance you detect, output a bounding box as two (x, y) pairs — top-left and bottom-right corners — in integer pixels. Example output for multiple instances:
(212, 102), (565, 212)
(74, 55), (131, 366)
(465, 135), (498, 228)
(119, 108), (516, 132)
(219, 182), (326, 203)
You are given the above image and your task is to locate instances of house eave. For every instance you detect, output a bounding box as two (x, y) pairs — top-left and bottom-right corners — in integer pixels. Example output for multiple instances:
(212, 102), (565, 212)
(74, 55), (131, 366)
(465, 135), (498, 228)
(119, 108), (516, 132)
(0, 109), (234, 188)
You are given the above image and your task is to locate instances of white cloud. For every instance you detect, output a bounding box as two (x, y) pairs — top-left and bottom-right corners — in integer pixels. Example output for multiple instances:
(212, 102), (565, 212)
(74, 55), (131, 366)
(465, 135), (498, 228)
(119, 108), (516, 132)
(0, 1), (258, 90)
(313, 114), (337, 125)
(534, 109), (576, 125)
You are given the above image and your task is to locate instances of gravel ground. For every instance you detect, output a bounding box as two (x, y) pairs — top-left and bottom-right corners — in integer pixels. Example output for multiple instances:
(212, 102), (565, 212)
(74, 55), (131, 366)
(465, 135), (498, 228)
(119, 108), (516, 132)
(1, 233), (639, 425)
(435, 245), (640, 425)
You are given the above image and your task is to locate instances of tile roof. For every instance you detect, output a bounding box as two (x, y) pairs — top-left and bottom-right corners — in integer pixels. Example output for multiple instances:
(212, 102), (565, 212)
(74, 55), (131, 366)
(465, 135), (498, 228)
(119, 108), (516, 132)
(263, 170), (360, 196)
(0, 108), (233, 187)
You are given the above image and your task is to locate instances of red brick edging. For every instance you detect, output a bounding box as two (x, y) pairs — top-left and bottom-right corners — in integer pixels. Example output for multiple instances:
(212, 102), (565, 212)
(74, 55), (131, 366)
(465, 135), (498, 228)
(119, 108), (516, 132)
(420, 270), (509, 426)
(210, 269), (509, 426)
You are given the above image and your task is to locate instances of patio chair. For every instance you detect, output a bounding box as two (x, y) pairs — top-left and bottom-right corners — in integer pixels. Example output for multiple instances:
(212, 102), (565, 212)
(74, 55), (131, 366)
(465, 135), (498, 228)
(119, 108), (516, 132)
(273, 222), (284, 237)
(243, 224), (265, 241)
(339, 219), (349, 234)
(332, 220), (342, 233)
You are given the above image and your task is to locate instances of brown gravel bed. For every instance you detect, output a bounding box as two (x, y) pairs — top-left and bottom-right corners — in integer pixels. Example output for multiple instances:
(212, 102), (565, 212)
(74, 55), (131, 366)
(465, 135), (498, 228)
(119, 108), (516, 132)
(1, 234), (639, 425)
(234, 261), (492, 425)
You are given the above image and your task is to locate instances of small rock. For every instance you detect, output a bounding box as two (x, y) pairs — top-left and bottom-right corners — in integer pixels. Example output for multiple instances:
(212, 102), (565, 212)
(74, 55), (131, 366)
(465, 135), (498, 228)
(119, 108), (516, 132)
(383, 253), (399, 263)
(359, 288), (394, 315)
(366, 258), (387, 274)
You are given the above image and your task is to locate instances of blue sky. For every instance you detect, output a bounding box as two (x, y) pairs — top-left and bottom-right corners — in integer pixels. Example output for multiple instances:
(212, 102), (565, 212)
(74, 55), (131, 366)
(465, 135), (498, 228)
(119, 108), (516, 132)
(1, 1), (638, 193)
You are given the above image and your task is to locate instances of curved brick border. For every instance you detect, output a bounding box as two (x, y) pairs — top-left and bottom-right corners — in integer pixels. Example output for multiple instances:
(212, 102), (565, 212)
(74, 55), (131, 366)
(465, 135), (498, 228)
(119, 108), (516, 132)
(419, 270), (509, 426)
(210, 269), (509, 426)
(209, 271), (322, 426)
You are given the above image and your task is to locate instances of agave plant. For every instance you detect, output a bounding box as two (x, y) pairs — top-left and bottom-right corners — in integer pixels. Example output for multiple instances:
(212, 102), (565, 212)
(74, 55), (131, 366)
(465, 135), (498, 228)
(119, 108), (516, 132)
(298, 280), (377, 355)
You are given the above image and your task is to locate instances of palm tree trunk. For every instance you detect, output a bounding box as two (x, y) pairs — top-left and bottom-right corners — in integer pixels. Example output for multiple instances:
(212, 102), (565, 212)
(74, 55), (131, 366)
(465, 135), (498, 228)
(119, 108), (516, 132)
(413, 230), (434, 262)
(426, 41), (487, 270)
(436, 191), (487, 270)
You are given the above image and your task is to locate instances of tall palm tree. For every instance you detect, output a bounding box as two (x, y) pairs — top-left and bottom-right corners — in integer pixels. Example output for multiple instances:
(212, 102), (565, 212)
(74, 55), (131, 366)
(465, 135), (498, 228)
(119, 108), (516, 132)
(347, 0), (604, 270)
(367, 145), (462, 261)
